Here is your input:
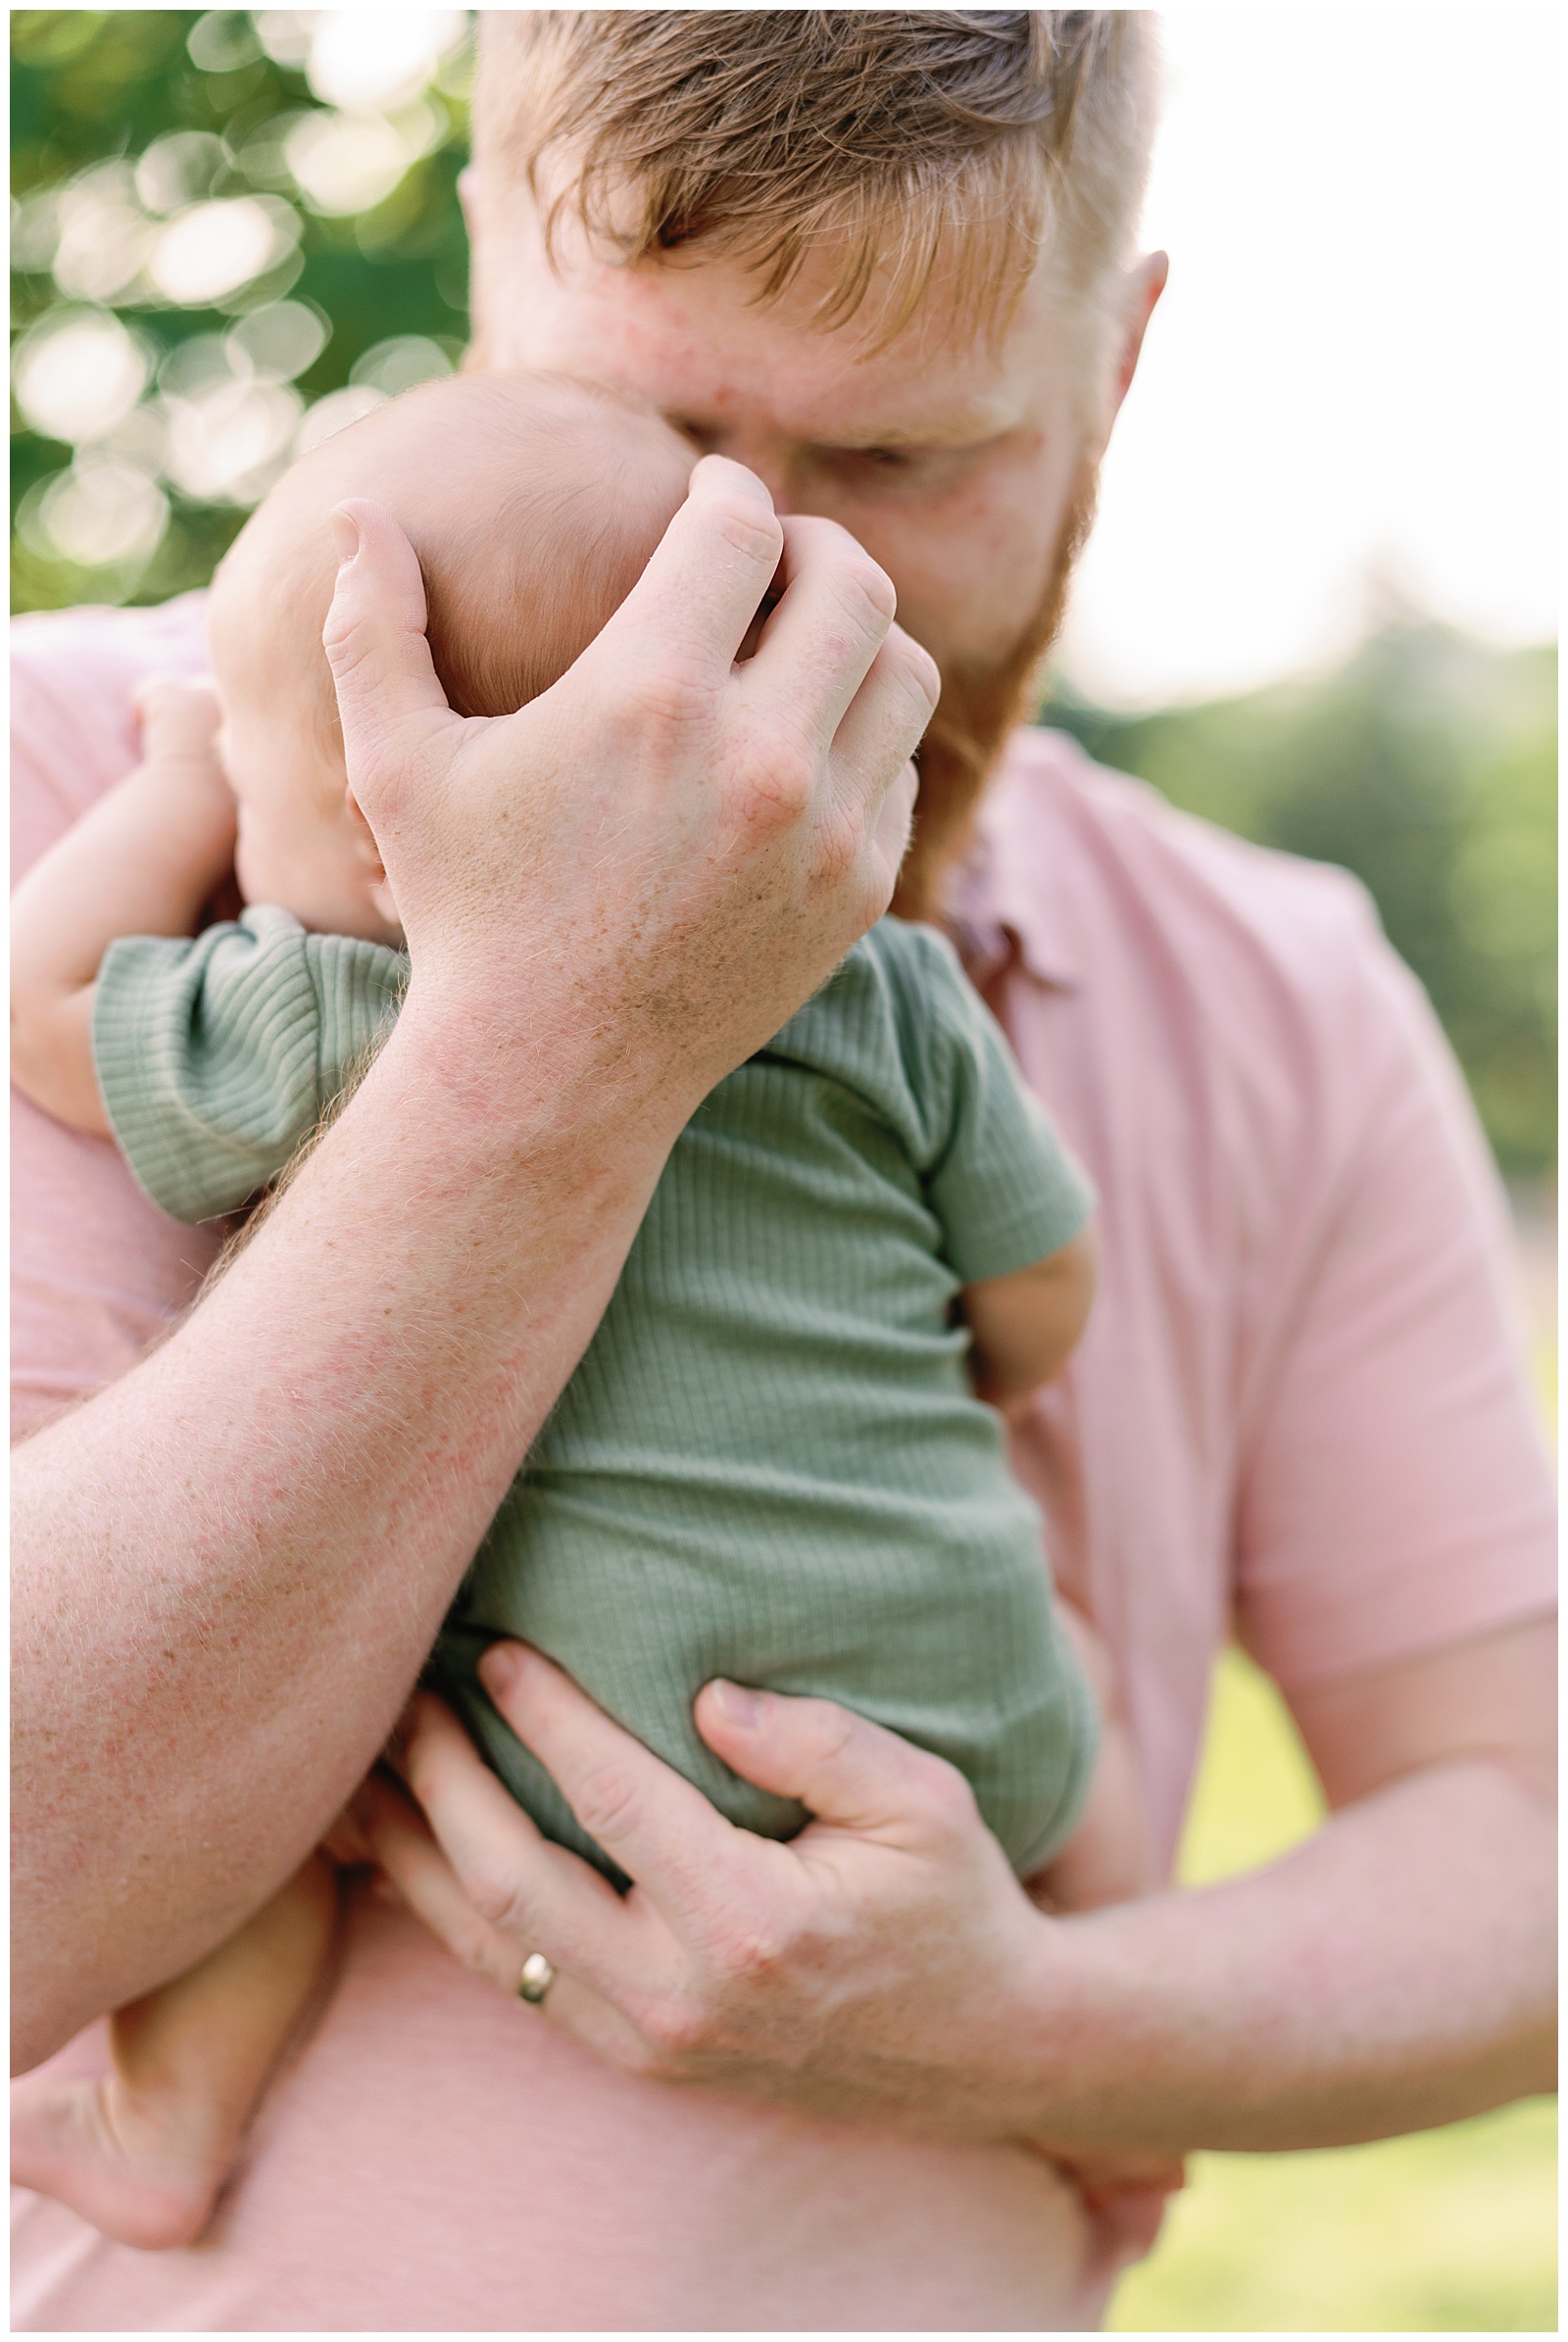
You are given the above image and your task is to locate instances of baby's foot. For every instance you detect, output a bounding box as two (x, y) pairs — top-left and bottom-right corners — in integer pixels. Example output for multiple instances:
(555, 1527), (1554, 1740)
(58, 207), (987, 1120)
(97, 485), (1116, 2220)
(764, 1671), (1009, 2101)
(10, 2068), (237, 2250)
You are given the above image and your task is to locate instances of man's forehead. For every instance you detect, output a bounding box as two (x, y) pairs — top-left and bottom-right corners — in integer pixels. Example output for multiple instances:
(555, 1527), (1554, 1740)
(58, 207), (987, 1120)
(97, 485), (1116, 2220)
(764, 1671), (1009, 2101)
(501, 205), (1079, 448)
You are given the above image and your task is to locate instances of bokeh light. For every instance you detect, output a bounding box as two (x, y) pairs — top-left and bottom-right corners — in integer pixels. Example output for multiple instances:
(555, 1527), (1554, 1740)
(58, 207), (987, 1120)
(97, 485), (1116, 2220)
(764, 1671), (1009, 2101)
(227, 296), (329, 381)
(135, 129), (230, 215)
(49, 162), (152, 300)
(186, 11), (264, 75)
(17, 454), (170, 570)
(349, 332), (451, 396)
(305, 9), (466, 113)
(147, 195), (297, 305)
(12, 7), (473, 604)
(283, 102), (443, 217)
(162, 373), (304, 502)
(13, 307), (150, 443)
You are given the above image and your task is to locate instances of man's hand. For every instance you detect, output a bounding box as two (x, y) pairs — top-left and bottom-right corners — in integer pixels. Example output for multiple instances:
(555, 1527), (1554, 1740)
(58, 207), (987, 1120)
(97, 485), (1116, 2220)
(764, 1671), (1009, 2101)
(325, 457), (934, 1119)
(359, 1621), (1555, 2159)
(359, 1646), (1057, 2133)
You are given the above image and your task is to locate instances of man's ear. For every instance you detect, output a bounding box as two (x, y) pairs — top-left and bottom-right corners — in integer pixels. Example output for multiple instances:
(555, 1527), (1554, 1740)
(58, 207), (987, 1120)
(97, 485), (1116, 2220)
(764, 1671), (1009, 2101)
(1110, 250), (1169, 421)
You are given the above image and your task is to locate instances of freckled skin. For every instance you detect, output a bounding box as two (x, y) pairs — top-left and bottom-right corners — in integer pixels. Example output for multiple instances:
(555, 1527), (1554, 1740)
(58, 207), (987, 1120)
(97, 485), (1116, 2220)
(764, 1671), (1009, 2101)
(466, 186), (1166, 677)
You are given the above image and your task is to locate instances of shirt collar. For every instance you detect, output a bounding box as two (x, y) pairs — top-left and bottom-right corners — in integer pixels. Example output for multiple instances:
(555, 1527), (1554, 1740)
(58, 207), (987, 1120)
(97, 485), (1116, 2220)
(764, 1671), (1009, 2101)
(942, 741), (1082, 992)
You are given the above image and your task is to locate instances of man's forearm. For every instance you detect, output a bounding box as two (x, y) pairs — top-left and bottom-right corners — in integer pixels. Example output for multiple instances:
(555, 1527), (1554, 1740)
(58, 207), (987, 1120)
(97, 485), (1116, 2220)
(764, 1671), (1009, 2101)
(1025, 1759), (1554, 2154)
(12, 997), (681, 2070)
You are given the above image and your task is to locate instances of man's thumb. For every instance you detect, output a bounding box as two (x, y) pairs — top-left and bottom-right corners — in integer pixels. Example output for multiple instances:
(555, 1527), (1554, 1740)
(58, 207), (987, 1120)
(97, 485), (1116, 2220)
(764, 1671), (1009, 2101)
(321, 499), (453, 792)
(694, 1680), (971, 1842)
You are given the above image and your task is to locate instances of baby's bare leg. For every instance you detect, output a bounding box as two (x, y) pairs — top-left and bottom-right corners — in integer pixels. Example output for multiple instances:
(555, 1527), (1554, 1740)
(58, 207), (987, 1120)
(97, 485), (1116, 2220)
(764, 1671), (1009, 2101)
(11, 1854), (336, 2250)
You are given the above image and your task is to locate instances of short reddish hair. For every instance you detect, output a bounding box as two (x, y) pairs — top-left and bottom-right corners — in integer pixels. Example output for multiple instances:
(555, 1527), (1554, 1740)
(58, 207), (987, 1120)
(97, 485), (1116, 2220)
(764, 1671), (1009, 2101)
(471, 11), (1158, 342)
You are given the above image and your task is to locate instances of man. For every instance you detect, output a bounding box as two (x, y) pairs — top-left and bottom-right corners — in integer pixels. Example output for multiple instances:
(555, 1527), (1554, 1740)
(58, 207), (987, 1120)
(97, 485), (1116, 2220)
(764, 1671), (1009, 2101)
(12, 14), (1554, 2330)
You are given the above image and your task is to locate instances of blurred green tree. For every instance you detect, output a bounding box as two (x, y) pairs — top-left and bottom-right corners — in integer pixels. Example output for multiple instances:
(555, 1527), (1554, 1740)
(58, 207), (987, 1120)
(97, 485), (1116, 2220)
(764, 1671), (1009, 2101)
(11, 13), (1556, 1176)
(1042, 624), (1557, 1174)
(11, 7), (470, 611)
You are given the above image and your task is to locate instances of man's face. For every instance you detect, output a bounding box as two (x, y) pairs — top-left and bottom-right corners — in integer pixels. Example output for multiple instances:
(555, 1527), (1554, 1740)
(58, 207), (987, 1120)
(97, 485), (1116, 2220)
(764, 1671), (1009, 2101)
(468, 187), (1159, 686)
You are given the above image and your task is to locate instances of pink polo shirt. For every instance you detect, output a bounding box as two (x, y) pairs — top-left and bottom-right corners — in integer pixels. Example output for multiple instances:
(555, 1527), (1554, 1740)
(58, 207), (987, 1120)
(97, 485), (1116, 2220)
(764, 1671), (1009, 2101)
(11, 597), (1555, 2332)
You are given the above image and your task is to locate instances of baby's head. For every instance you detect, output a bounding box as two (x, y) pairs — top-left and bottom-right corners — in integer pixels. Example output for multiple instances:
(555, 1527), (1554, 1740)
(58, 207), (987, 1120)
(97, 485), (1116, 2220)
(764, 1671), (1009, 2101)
(207, 371), (697, 944)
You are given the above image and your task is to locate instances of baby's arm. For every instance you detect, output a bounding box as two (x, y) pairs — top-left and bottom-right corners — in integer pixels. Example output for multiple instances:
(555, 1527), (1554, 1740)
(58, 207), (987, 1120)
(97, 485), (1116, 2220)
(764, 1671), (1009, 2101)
(963, 1227), (1158, 1912)
(10, 679), (237, 1135)
(960, 1221), (1099, 1410)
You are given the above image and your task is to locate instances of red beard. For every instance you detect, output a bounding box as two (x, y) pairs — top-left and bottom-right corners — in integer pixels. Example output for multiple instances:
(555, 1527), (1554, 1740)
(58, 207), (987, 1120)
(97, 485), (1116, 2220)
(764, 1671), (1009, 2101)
(891, 461), (1100, 924)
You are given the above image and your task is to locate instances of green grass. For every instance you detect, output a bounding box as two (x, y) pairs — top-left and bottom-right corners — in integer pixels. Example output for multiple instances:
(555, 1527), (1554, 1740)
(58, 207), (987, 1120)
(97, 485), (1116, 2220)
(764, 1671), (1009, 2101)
(1107, 1648), (1558, 2330)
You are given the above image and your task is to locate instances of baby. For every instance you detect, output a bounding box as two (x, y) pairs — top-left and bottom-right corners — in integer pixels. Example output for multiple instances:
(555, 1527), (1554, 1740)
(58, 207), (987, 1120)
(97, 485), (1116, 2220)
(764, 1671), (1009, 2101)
(11, 371), (1149, 2250)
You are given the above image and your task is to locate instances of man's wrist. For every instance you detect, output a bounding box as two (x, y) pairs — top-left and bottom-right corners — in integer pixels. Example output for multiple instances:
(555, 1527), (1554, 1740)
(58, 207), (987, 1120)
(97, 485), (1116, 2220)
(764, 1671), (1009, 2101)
(386, 966), (707, 1171)
(998, 1900), (1131, 2144)
(998, 1891), (1207, 2157)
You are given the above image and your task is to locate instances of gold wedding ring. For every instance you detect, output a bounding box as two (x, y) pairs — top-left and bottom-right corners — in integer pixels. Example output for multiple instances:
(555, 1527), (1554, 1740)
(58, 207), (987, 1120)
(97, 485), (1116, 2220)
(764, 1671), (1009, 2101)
(517, 1950), (557, 2006)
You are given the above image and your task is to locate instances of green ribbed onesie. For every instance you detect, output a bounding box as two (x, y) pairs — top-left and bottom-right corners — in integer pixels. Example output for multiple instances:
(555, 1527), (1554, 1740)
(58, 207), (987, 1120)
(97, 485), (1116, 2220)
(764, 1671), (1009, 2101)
(95, 907), (1097, 1879)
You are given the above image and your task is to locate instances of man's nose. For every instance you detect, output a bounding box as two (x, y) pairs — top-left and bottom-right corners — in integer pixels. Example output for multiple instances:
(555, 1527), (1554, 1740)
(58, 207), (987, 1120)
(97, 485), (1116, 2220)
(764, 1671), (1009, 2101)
(671, 419), (795, 512)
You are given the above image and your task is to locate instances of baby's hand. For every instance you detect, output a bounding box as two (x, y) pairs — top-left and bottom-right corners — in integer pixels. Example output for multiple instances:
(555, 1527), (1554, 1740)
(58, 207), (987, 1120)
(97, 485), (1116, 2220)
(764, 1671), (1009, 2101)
(132, 674), (226, 787)
(1025, 2137), (1188, 2250)
(129, 678), (237, 887)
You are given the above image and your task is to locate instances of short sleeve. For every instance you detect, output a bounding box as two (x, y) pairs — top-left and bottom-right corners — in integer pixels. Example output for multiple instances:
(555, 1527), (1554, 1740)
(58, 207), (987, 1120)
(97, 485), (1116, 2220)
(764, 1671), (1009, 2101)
(1234, 935), (1556, 1688)
(93, 907), (408, 1223)
(900, 929), (1095, 1284)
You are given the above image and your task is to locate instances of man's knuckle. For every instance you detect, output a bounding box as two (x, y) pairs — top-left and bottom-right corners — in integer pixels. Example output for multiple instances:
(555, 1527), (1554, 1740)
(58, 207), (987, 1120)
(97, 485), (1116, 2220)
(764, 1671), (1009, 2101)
(450, 1915), (503, 1977)
(710, 1915), (791, 1984)
(625, 658), (718, 740)
(711, 499), (784, 566)
(401, 1737), (439, 1809)
(809, 805), (859, 890)
(886, 627), (941, 711)
(806, 1701), (862, 1772)
(321, 627), (374, 692)
(638, 1991), (710, 2059)
(842, 555), (897, 630)
(455, 1854), (529, 1933)
(615, 2032), (666, 2082)
(858, 870), (895, 930)
(740, 744), (815, 829)
(920, 1756), (981, 1835)
(568, 1760), (643, 1844)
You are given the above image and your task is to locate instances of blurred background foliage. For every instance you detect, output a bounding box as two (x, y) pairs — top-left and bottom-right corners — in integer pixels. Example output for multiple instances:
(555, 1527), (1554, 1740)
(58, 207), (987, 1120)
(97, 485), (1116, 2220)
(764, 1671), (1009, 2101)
(1041, 627), (1557, 1177)
(1110, 1644), (1557, 2332)
(8, 24), (1559, 2322)
(11, 9), (1555, 1182)
(11, 7), (471, 610)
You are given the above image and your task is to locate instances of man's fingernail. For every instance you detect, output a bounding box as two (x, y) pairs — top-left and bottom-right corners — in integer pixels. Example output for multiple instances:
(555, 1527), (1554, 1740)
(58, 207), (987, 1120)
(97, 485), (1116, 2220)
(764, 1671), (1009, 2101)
(479, 1642), (521, 1698)
(708, 1679), (765, 1727)
(328, 507), (361, 564)
(693, 453), (773, 509)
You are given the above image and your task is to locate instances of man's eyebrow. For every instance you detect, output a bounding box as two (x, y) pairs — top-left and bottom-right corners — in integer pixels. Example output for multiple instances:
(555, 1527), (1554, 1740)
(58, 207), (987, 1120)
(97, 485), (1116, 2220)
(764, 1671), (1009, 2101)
(813, 412), (1015, 454)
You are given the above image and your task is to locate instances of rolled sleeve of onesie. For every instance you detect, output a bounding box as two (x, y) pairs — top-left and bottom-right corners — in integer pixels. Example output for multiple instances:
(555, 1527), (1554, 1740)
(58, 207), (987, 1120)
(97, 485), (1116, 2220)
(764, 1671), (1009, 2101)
(93, 907), (408, 1223)
(900, 928), (1095, 1285)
